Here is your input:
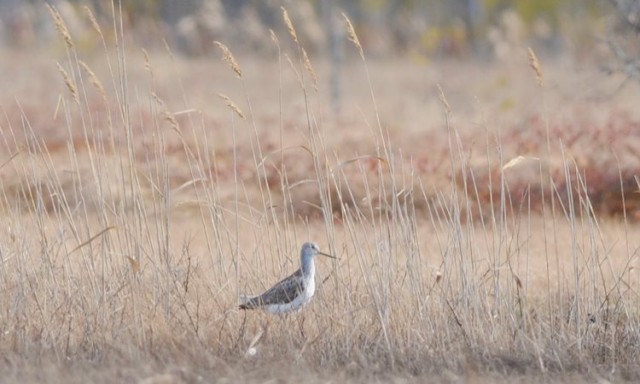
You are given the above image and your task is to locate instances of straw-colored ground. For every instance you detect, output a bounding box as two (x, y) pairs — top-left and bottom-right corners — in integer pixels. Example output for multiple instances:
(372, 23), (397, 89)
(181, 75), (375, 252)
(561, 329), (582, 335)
(1, 14), (640, 382)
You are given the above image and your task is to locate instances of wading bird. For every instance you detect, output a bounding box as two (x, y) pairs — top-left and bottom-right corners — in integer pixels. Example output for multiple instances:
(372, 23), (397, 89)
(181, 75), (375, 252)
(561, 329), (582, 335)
(239, 242), (336, 314)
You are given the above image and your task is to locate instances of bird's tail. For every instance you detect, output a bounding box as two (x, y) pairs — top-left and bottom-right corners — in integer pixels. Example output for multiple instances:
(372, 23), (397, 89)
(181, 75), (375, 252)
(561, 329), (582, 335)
(239, 294), (255, 310)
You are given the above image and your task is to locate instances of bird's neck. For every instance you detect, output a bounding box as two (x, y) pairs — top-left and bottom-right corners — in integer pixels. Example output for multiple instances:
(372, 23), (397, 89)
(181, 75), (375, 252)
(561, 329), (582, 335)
(301, 255), (315, 278)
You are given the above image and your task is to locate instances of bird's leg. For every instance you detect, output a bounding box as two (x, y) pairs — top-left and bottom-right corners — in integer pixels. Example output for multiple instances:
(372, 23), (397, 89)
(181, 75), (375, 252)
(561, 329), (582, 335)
(281, 313), (293, 353)
(263, 317), (271, 345)
(298, 313), (306, 340)
(233, 311), (248, 351)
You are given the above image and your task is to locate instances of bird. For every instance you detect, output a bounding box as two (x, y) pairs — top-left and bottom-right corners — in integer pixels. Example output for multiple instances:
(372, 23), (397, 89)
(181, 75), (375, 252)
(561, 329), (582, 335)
(239, 242), (336, 314)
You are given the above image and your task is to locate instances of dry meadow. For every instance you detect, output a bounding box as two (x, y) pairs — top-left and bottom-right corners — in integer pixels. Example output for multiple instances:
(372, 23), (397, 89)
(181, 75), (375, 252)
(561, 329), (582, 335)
(1, 7), (640, 384)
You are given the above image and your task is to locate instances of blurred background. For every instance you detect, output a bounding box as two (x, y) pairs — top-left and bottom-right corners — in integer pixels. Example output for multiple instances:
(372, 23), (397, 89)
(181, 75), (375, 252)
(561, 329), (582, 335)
(0, 0), (637, 64)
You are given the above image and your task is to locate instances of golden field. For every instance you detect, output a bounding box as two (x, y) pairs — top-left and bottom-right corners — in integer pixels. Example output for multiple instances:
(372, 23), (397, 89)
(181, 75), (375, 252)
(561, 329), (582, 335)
(0, 7), (640, 383)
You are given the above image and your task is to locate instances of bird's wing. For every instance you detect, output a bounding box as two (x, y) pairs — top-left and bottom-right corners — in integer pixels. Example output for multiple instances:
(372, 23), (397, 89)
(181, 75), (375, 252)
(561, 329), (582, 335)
(246, 269), (304, 307)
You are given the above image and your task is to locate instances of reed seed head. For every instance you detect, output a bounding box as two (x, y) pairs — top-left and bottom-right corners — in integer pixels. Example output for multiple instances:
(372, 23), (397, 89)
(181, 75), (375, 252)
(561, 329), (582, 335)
(302, 48), (318, 92)
(56, 62), (79, 104)
(218, 94), (246, 120)
(281, 7), (299, 45)
(436, 84), (451, 115)
(79, 61), (106, 101)
(84, 5), (103, 39)
(46, 4), (74, 49)
(528, 47), (543, 87)
(342, 13), (363, 60)
(269, 29), (280, 49)
(214, 41), (243, 79)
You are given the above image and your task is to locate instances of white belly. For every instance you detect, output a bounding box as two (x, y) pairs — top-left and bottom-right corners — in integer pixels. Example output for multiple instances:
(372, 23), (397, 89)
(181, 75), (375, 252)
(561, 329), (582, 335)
(265, 277), (315, 314)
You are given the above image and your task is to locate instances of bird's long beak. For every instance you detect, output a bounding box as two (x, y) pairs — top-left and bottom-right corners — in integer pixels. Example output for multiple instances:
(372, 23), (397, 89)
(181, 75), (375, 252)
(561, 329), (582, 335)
(318, 251), (337, 259)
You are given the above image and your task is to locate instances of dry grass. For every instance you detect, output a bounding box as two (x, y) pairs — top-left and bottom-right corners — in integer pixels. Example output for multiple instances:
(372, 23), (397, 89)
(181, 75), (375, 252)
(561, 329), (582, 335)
(0, 6), (639, 383)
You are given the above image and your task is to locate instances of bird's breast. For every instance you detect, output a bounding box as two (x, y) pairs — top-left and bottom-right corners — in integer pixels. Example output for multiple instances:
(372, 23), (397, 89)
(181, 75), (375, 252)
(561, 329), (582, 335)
(304, 275), (315, 298)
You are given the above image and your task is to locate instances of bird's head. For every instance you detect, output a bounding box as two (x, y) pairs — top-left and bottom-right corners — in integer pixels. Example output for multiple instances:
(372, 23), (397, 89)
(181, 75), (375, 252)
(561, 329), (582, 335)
(301, 242), (336, 259)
